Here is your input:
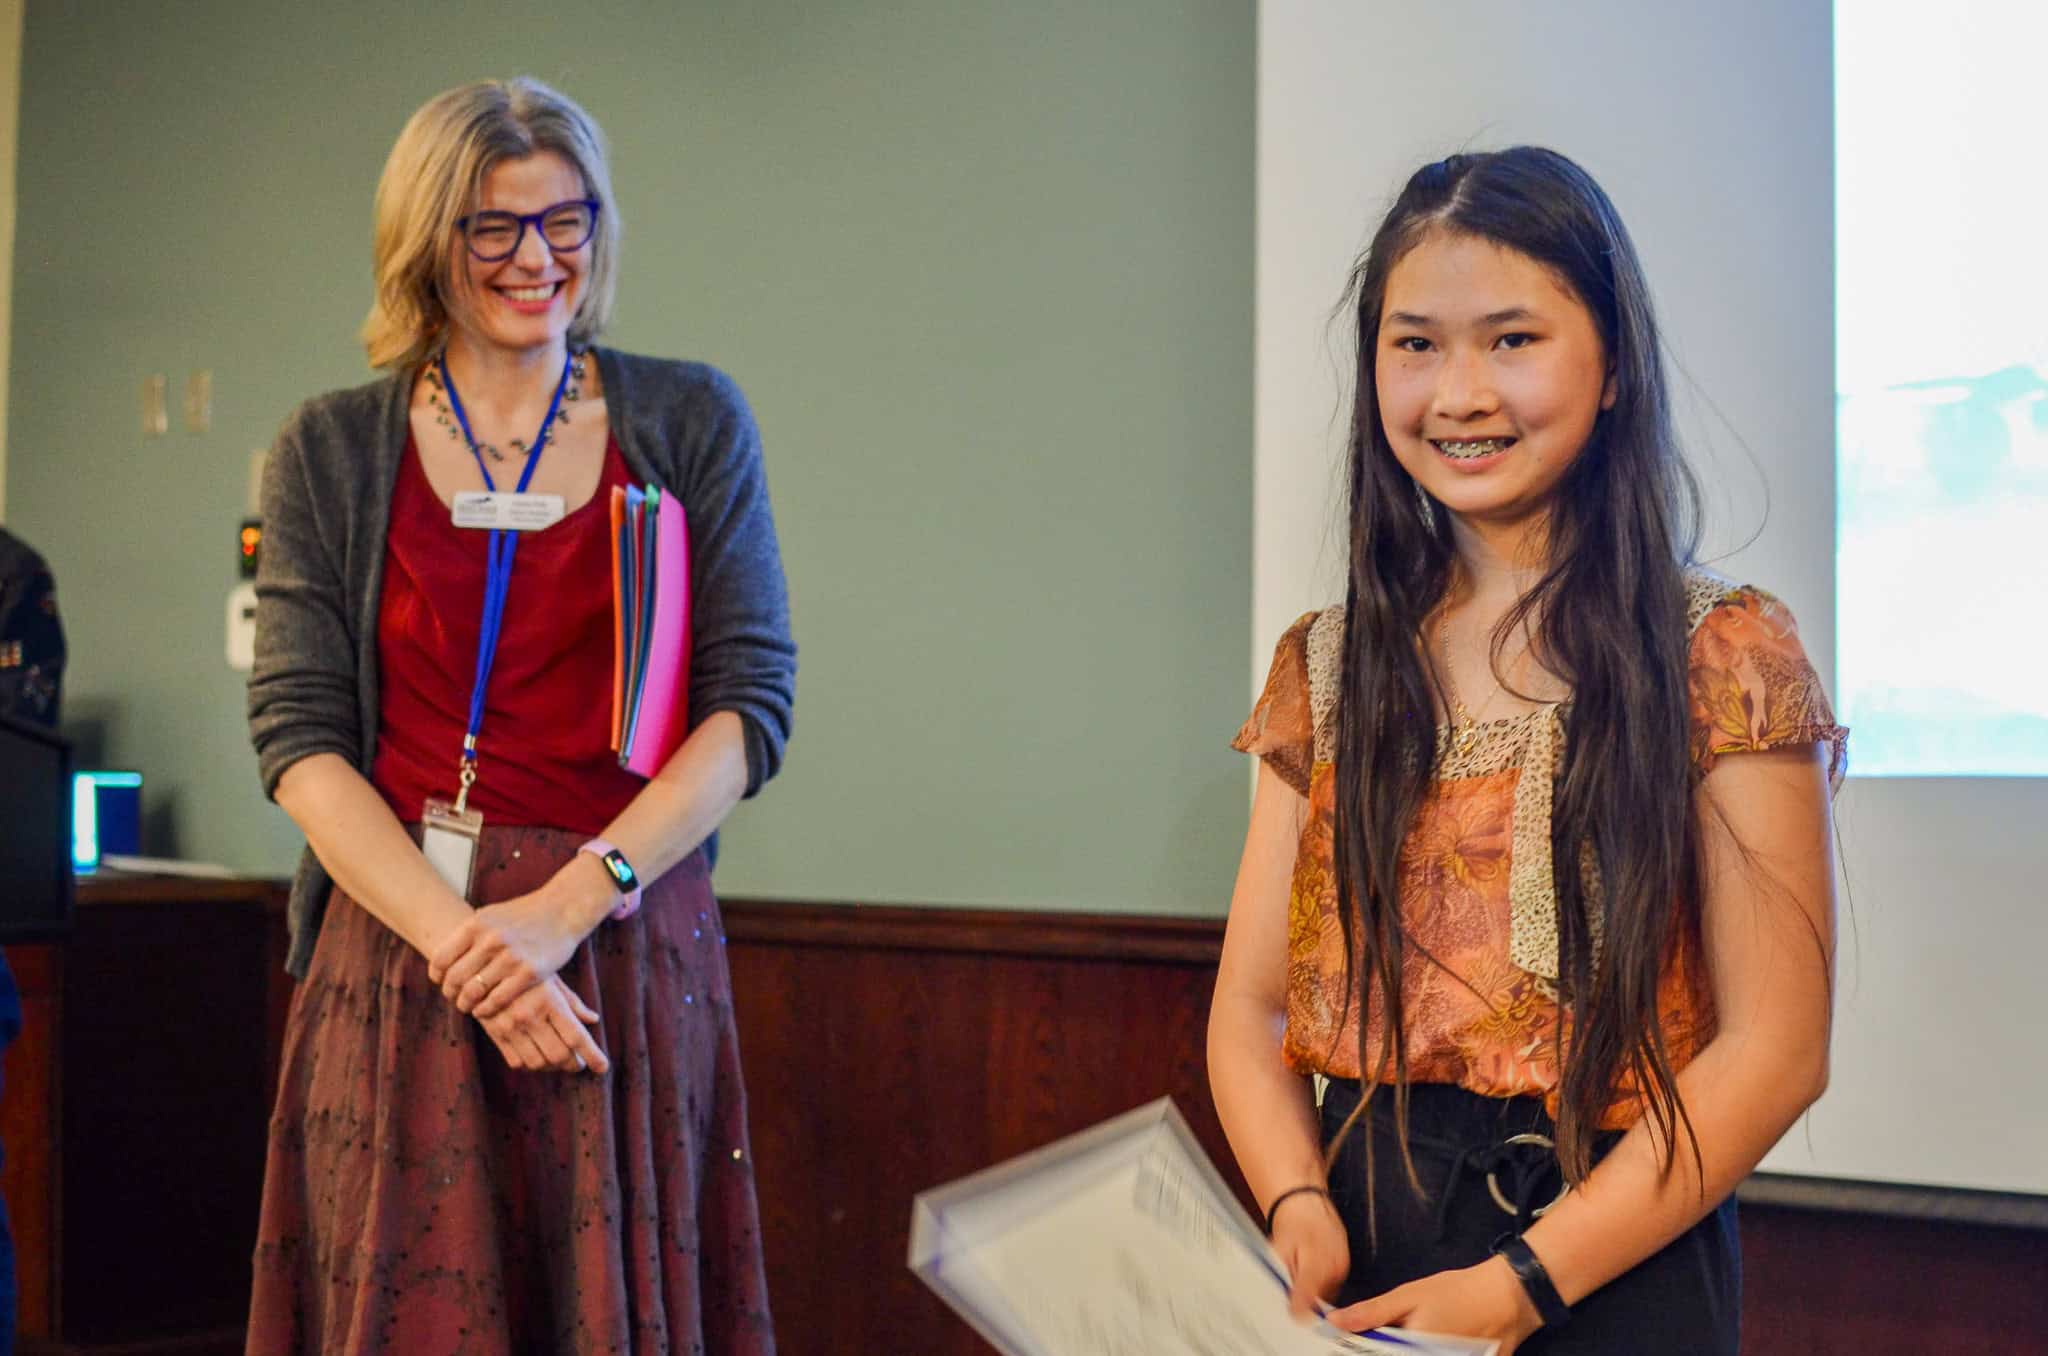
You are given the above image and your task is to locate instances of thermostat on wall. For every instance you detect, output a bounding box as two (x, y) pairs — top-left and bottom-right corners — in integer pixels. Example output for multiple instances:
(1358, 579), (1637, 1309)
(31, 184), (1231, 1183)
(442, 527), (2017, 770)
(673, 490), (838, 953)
(226, 581), (256, 671)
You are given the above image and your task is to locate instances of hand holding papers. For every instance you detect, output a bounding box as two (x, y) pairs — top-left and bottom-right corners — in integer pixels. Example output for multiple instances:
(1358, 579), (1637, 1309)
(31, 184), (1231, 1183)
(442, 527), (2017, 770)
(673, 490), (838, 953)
(909, 1098), (1499, 1356)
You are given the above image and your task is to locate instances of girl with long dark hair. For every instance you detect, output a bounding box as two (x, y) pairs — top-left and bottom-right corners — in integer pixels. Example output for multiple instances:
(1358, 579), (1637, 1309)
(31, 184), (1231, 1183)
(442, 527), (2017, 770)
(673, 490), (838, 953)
(1208, 148), (1844, 1353)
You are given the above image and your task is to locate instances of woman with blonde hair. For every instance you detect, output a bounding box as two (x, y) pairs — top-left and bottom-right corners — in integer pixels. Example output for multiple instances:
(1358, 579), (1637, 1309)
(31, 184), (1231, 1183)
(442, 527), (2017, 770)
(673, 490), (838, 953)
(246, 77), (792, 1353)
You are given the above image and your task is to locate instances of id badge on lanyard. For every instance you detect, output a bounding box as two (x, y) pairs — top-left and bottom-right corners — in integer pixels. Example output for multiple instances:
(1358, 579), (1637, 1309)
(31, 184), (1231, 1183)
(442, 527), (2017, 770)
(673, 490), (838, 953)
(422, 794), (484, 899)
(422, 350), (574, 899)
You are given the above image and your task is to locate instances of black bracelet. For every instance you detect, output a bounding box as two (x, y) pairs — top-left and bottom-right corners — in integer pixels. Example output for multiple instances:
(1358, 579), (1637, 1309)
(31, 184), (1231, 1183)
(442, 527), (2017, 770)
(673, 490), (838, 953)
(1262, 1184), (1332, 1235)
(1491, 1232), (1570, 1329)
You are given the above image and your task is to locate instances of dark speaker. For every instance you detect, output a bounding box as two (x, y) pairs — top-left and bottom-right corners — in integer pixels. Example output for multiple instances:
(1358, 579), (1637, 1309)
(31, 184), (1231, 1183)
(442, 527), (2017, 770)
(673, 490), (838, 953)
(0, 710), (73, 941)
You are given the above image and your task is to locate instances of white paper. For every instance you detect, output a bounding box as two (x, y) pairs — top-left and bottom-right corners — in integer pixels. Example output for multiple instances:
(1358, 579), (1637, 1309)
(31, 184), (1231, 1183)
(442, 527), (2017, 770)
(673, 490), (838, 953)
(909, 1098), (1497, 1356)
(450, 490), (565, 531)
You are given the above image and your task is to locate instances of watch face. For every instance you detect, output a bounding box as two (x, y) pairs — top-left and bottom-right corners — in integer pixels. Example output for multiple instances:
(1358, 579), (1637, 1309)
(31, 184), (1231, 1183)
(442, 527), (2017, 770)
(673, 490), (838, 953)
(602, 850), (636, 888)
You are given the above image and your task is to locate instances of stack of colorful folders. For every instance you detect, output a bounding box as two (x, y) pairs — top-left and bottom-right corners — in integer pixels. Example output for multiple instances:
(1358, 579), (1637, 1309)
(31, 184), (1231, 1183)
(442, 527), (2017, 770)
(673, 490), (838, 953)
(609, 483), (692, 777)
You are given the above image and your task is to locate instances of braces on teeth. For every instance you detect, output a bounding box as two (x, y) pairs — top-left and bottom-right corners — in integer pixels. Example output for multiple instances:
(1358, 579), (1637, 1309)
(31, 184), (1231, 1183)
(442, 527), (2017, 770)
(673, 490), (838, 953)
(1436, 438), (1510, 459)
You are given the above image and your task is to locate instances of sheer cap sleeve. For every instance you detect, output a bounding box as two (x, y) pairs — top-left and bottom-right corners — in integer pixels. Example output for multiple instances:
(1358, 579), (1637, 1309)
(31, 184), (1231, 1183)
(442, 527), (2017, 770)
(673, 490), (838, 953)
(1686, 581), (1849, 789)
(1232, 610), (1320, 795)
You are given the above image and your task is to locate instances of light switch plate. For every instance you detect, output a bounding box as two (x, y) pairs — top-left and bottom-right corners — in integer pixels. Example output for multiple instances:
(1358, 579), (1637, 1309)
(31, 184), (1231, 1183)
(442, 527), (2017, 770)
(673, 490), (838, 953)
(184, 370), (212, 432)
(142, 375), (167, 436)
(226, 581), (257, 671)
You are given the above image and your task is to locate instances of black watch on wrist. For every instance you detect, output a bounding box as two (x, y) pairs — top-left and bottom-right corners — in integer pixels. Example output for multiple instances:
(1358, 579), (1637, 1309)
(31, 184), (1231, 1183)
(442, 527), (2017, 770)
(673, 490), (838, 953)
(1491, 1232), (1571, 1330)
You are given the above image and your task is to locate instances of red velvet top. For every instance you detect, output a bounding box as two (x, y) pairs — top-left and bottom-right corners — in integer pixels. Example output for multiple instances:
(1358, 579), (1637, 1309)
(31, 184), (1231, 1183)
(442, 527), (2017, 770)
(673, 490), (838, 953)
(370, 433), (645, 830)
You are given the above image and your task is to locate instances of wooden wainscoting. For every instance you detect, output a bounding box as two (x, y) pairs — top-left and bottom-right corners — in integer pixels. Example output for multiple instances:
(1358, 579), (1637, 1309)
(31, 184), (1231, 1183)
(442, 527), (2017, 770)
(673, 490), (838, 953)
(1, 887), (2041, 1353)
(1738, 1202), (2048, 1352)
(721, 898), (2048, 1356)
(2, 875), (290, 1355)
(722, 900), (1245, 1354)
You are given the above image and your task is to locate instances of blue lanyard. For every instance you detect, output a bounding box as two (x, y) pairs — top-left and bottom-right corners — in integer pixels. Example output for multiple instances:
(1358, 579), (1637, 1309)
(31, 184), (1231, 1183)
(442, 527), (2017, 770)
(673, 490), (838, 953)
(436, 350), (574, 807)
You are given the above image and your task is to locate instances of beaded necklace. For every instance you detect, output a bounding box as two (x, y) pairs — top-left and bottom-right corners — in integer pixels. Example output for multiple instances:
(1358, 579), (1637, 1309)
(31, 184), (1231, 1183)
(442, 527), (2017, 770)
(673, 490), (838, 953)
(423, 349), (587, 463)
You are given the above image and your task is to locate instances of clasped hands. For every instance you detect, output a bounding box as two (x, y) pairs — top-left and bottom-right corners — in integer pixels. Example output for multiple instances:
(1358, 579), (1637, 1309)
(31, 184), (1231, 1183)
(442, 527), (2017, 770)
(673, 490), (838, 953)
(426, 859), (616, 1076)
(1270, 1189), (1544, 1353)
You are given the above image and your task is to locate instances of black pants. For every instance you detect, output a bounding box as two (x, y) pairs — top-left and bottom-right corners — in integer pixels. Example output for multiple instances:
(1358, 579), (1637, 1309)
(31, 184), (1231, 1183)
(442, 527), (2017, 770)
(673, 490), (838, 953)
(1320, 1078), (1739, 1355)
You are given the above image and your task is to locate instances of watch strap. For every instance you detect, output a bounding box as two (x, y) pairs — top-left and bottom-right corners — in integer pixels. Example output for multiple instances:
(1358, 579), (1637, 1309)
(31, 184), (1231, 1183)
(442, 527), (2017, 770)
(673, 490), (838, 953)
(578, 838), (644, 920)
(1491, 1232), (1570, 1329)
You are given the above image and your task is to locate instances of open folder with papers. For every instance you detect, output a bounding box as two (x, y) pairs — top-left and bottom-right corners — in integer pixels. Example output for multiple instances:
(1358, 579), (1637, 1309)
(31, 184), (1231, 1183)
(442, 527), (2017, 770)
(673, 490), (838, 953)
(909, 1098), (1499, 1356)
(609, 483), (691, 778)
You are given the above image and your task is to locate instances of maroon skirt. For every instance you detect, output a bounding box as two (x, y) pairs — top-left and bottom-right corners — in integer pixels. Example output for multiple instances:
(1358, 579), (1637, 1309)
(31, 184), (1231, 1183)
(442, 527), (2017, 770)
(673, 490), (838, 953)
(246, 828), (775, 1355)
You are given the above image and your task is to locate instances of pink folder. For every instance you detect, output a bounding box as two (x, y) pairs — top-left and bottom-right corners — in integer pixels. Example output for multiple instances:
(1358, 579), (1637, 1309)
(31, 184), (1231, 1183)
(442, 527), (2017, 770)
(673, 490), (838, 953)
(619, 487), (692, 777)
(608, 486), (629, 753)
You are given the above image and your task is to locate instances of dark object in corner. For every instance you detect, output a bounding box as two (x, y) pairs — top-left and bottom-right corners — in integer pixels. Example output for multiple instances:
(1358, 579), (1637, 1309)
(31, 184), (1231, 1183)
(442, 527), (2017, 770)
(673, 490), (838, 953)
(0, 712), (71, 944)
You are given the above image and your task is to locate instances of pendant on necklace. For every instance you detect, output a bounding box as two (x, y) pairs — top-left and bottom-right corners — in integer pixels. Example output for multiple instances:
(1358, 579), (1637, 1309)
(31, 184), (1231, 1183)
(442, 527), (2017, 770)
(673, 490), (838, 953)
(1453, 720), (1479, 758)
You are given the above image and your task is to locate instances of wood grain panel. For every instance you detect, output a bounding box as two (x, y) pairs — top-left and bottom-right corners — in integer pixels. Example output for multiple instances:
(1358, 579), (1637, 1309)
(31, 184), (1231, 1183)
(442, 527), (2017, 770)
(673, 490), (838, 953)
(2, 942), (60, 1337)
(1, 887), (2041, 1354)
(725, 900), (1227, 964)
(1, 878), (283, 1352)
(1741, 1202), (2048, 1355)
(724, 900), (1243, 1356)
(57, 892), (275, 1342)
(720, 898), (2048, 1356)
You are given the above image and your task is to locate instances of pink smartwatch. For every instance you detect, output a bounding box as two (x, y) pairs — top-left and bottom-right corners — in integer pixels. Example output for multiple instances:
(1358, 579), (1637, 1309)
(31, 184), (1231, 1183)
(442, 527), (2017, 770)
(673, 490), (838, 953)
(578, 838), (644, 920)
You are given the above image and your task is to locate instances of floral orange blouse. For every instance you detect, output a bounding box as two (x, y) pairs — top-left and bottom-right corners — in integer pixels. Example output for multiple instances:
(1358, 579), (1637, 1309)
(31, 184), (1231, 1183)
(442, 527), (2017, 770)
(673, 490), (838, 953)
(1233, 570), (1848, 1128)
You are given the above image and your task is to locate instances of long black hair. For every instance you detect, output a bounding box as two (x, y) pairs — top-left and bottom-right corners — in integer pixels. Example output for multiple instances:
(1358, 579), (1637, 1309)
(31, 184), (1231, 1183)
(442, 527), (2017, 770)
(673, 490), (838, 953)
(1330, 147), (1706, 1200)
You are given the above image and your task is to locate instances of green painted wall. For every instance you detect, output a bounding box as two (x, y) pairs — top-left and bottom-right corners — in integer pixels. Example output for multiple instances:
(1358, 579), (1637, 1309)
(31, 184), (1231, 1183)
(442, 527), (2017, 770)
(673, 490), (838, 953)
(7, 0), (1252, 916)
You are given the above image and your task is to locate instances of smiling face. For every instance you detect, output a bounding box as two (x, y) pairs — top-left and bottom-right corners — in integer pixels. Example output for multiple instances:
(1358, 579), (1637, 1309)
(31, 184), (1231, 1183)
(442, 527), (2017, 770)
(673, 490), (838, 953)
(444, 150), (592, 360)
(1375, 230), (1615, 540)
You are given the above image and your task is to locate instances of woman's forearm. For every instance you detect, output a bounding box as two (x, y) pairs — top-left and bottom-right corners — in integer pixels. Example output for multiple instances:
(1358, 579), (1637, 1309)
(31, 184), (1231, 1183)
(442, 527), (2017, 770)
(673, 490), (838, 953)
(1525, 742), (1836, 1311)
(548, 710), (752, 920)
(1208, 994), (1330, 1214)
(608, 709), (749, 882)
(1210, 758), (1327, 1218)
(1523, 1021), (1827, 1306)
(274, 751), (472, 957)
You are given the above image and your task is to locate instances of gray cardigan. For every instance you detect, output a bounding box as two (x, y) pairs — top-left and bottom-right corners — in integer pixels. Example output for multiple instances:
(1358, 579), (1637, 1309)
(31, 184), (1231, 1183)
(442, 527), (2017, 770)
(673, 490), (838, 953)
(247, 347), (796, 976)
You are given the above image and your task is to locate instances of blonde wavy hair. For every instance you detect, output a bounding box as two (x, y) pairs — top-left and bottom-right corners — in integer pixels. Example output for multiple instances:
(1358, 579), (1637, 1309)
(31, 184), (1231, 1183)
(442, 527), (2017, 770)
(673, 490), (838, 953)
(363, 78), (620, 371)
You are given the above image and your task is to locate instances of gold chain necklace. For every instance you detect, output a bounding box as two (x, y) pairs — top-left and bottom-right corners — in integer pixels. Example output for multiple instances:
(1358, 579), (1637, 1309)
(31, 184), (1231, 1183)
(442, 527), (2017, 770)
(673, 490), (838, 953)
(425, 351), (586, 463)
(1437, 608), (1518, 758)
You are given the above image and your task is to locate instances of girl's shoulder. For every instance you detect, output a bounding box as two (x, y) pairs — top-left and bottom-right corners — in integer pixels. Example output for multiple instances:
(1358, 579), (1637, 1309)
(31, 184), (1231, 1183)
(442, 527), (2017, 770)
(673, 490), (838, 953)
(1681, 566), (1848, 785)
(1304, 605), (1345, 765)
(1682, 564), (1787, 637)
(1232, 609), (1325, 793)
(1267, 569), (1832, 771)
(1293, 569), (1785, 659)
(1680, 566), (1819, 693)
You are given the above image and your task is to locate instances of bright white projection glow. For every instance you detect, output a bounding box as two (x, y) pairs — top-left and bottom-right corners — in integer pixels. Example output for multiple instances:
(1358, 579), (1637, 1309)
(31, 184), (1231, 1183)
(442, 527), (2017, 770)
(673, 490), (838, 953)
(1837, 5), (2048, 775)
